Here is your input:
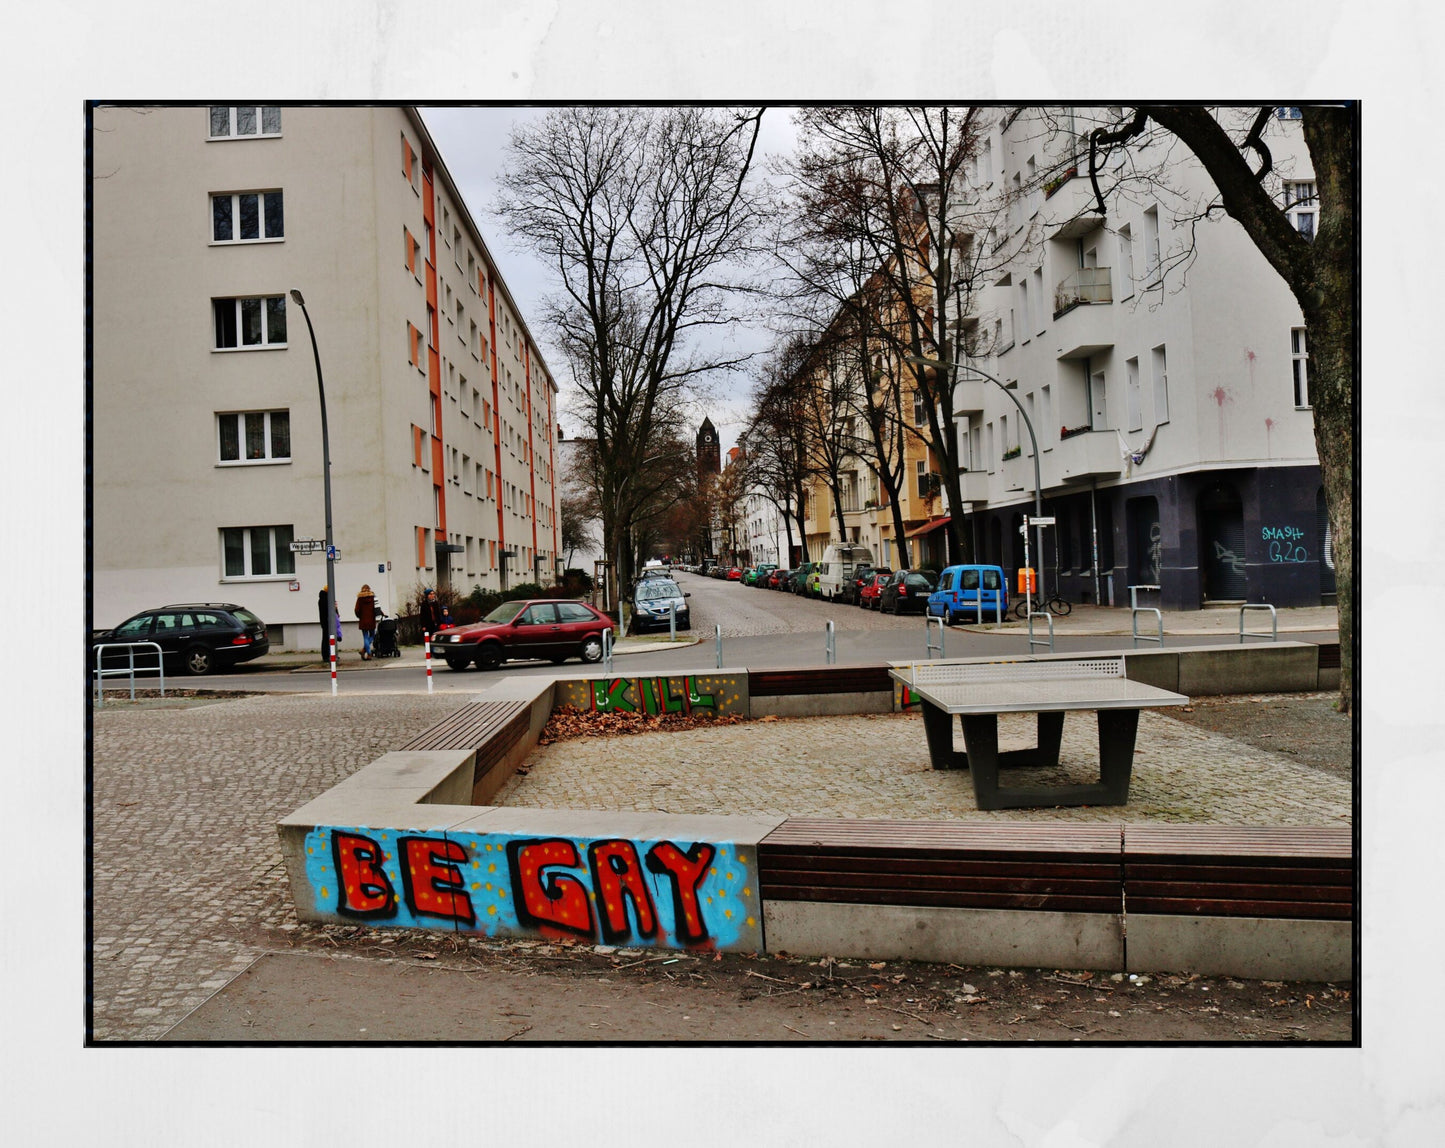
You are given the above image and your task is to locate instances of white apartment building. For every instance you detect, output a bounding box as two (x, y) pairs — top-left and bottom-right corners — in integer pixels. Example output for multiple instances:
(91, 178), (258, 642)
(91, 105), (562, 649)
(939, 107), (1329, 608)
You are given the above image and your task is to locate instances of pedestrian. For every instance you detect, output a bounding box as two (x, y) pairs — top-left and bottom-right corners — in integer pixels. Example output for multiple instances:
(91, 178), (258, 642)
(317, 585), (332, 664)
(355, 583), (378, 660)
(419, 587), (442, 641)
(438, 606), (454, 630)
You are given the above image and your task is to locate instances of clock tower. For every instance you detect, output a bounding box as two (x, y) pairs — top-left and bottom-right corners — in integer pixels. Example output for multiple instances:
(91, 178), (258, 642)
(696, 417), (721, 477)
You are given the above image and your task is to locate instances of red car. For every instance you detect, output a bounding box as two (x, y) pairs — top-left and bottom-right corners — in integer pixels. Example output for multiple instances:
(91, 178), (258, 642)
(858, 573), (889, 610)
(431, 598), (613, 670)
(726, 567), (742, 581)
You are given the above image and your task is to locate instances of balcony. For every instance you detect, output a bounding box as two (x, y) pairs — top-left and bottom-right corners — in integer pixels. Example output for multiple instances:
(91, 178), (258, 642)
(951, 373), (988, 414)
(1040, 173), (1106, 241)
(1002, 449), (1033, 493)
(955, 469), (989, 503)
(1051, 428), (1120, 484)
(1051, 268), (1115, 360)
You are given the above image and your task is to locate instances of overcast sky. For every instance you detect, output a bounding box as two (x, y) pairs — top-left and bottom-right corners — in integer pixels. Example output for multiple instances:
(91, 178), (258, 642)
(419, 105), (799, 455)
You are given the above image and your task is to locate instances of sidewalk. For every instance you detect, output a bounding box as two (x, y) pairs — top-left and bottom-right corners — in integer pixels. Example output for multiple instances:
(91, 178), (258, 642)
(949, 602), (1338, 639)
(256, 633), (698, 673)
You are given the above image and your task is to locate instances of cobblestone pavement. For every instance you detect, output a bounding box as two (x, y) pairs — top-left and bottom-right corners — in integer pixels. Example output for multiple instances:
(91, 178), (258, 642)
(497, 706), (1353, 825)
(91, 689), (1351, 1041)
(91, 691), (466, 1041)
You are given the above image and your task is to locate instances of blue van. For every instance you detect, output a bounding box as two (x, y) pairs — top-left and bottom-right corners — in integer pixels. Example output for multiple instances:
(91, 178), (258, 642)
(926, 564), (1008, 624)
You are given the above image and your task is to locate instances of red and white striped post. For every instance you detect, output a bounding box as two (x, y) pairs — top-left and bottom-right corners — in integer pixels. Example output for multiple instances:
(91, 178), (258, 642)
(329, 635), (337, 696)
(425, 632), (433, 693)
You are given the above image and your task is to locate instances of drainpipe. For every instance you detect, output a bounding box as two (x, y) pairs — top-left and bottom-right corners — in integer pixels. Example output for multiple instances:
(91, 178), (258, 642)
(1090, 479), (1101, 607)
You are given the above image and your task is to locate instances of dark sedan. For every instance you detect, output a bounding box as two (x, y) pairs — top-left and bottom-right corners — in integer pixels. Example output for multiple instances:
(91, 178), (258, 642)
(878, 570), (938, 615)
(431, 598), (613, 670)
(92, 603), (270, 676)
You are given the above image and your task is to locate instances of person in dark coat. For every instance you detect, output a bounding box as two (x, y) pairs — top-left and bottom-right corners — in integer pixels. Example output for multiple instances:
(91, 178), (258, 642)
(317, 586), (332, 663)
(419, 587), (443, 639)
(355, 584), (378, 660)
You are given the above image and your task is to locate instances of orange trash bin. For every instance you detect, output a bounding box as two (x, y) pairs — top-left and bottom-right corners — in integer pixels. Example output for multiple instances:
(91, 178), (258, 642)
(1016, 567), (1036, 595)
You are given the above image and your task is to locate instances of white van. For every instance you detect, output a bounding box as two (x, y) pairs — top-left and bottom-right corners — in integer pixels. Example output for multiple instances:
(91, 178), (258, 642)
(817, 543), (876, 601)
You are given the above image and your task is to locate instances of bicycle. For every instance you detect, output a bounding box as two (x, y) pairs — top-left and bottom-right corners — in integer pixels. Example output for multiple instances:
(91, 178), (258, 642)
(1012, 591), (1072, 619)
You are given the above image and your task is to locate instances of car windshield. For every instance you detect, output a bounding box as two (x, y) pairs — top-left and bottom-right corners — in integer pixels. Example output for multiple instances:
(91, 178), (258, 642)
(230, 607), (263, 627)
(482, 601), (527, 624)
(636, 580), (681, 601)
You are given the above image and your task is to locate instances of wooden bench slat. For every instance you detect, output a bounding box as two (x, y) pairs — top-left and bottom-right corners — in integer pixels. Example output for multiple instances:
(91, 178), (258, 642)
(760, 884), (1121, 913)
(1123, 825), (1351, 860)
(1126, 862), (1352, 885)
(749, 666), (894, 697)
(401, 700), (528, 751)
(762, 820), (1122, 854)
(760, 854), (1120, 880)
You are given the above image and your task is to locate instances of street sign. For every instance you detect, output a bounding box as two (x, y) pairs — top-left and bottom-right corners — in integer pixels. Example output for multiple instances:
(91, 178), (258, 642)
(289, 539), (325, 554)
(1026, 516), (1056, 527)
(327, 546), (341, 560)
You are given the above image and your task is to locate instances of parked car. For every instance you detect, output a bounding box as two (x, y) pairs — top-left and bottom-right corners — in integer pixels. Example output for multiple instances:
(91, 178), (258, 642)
(745, 563), (777, 587)
(817, 543), (875, 601)
(879, 569), (938, 615)
(927, 564), (1009, 624)
(726, 566), (743, 581)
(806, 568), (823, 597)
(631, 577), (691, 632)
(858, 572), (889, 610)
(844, 563), (889, 605)
(791, 561), (819, 596)
(767, 567), (792, 590)
(431, 598), (613, 670)
(91, 602), (270, 676)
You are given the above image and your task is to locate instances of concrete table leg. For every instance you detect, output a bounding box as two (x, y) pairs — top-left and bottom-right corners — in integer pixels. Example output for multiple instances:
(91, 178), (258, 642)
(921, 700), (965, 769)
(1096, 708), (1140, 805)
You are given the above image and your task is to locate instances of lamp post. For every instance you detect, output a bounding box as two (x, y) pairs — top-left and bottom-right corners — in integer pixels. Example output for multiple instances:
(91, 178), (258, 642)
(290, 290), (337, 661)
(905, 354), (1048, 611)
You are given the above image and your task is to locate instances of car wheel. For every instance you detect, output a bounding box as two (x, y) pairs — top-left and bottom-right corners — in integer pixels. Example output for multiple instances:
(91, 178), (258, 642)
(444, 655), (470, 671)
(183, 646), (213, 676)
(476, 643), (503, 671)
(580, 634), (604, 664)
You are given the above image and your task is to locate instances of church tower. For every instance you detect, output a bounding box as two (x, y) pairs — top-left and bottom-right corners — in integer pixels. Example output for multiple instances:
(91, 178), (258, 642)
(696, 417), (721, 477)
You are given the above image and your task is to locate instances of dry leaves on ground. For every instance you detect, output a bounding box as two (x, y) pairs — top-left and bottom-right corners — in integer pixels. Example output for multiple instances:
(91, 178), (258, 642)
(539, 705), (747, 744)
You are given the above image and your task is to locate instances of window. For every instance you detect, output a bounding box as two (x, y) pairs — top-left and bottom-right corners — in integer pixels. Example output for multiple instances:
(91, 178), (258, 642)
(1276, 106), (1303, 120)
(212, 191), (283, 242)
(1286, 181), (1317, 242)
(402, 136), (418, 186)
(209, 106), (281, 139)
(913, 389), (927, 426)
(221, 525), (295, 578)
(218, 410), (290, 463)
(1291, 329), (1310, 408)
(1090, 369), (1108, 429)
(213, 296), (286, 348)
(1152, 345), (1170, 424)
(1018, 280), (1030, 343)
(1117, 225), (1134, 299)
(1032, 267), (1046, 334)
(470, 320), (480, 358)
(916, 459), (929, 497)
(1143, 206), (1161, 281)
(405, 228), (420, 275)
(412, 425), (427, 469)
(408, 322), (423, 367)
(1125, 358), (1142, 432)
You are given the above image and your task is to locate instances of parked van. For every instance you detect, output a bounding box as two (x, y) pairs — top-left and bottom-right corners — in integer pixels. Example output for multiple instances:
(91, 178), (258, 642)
(926, 564), (1009, 623)
(817, 543), (876, 601)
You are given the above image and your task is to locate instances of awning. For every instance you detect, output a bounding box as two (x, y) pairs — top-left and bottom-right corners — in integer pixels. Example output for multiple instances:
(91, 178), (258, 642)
(905, 515), (952, 539)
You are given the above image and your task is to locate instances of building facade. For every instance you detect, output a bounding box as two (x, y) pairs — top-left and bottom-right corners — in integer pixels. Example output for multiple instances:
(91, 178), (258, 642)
(789, 107), (1330, 609)
(92, 106), (562, 648)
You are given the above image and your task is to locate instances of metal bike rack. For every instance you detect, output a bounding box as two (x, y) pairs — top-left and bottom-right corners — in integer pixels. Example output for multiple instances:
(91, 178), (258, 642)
(715, 624), (723, 669)
(602, 626), (614, 672)
(925, 615), (946, 659)
(1026, 610), (1055, 653)
(93, 641), (165, 707)
(1131, 607), (1164, 648)
(825, 619), (837, 665)
(1128, 583), (1164, 648)
(1239, 602), (1278, 643)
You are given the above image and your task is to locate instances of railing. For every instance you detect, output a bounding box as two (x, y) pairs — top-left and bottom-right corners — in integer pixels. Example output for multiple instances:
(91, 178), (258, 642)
(1026, 610), (1055, 653)
(1239, 603), (1278, 644)
(1054, 266), (1113, 314)
(925, 615), (946, 659)
(1129, 584), (1164, 648)
(602, 626), (614, 672)
(93, 642), (165, 707)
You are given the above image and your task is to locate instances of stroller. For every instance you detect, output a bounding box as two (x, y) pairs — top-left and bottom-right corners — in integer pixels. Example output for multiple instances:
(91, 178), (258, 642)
(372, 609), (401, 658)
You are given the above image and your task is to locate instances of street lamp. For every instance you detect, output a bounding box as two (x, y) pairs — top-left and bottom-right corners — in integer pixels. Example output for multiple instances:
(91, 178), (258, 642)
(905, 354), (1048, 611)
(290, 289), (337, 660)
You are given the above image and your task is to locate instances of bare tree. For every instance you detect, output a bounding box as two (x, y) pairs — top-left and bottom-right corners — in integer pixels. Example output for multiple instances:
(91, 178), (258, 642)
(790, 107), (1014, 565)
(748, 344), (815, 563)
(1081, 105), (1355, 712)
(496, 106), (766, 592)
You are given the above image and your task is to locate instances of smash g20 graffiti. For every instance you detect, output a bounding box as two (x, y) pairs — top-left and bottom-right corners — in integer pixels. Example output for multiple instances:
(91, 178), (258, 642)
(306, 825), (762, 952)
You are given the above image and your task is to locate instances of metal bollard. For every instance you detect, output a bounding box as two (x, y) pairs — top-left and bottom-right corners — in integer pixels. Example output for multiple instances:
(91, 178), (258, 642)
(669, 602), (677, 641)
(424, 633), (432, 693)
(602, 625), (614, 672)
(825, 619), (836, 664)
(330, 636), (338, 695)
(715, 624), (723, 669)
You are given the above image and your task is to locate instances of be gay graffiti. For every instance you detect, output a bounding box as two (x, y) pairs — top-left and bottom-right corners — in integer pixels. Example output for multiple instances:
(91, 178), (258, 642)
(305, 825), (762, 951)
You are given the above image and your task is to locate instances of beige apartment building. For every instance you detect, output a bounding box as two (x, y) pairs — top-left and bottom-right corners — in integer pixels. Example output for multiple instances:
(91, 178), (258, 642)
(91, 105), (561, 649)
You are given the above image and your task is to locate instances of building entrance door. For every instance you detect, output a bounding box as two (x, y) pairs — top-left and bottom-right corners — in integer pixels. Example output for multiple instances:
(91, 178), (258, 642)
(1200, 484), (1247, 601)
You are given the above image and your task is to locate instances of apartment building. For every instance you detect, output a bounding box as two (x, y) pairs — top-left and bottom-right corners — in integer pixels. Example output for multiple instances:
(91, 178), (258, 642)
(91, 106), (561, 649)
(793, 107), (1329, 608)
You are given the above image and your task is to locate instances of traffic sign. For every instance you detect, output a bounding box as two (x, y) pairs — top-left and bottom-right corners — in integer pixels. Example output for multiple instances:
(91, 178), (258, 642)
(289, 539), (325, 554)
(1026, 516), (1056, 527)
(327, 545), (341, 560)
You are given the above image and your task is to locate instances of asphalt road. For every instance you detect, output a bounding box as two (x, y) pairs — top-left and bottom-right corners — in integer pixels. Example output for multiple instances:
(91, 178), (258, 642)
(185, 570), (1337, 694)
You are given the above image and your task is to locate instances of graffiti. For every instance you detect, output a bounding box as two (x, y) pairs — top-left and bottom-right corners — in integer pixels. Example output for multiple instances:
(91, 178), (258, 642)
(1212, 541), (1245, 575)
(1148, 522), (1163, 583)
(305, 825), (760, 951)
(1262, 525), (1308, 564)
(590, 676), (716, 715)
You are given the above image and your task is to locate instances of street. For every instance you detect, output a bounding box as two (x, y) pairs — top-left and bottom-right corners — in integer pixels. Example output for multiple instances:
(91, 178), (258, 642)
(185, 571), (1339, 695)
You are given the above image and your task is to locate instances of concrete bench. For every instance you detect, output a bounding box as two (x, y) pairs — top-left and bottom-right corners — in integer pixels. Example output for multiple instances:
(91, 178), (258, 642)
(891, 658), (1188, 810)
